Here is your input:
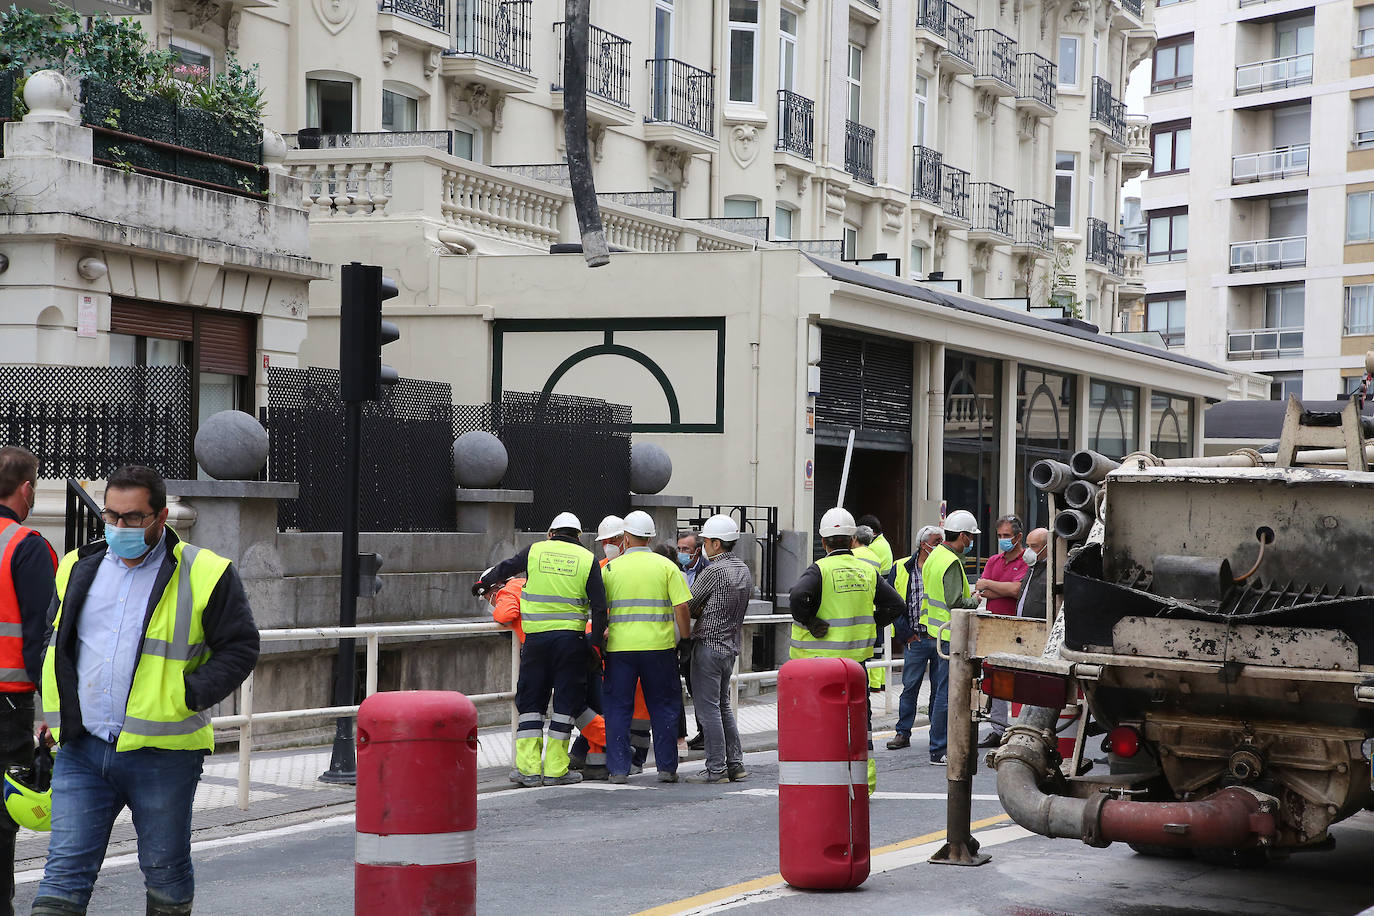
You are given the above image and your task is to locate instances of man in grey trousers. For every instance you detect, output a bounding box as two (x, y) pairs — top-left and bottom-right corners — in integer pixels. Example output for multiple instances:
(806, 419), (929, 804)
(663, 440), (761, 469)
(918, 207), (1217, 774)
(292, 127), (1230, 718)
(684, 515), (754, 784)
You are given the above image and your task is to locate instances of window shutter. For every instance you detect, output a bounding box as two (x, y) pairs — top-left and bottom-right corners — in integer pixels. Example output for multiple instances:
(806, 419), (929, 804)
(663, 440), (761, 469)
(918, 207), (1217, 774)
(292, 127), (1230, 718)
(110, 299), (192, 340)
(197, 312), (256, 375)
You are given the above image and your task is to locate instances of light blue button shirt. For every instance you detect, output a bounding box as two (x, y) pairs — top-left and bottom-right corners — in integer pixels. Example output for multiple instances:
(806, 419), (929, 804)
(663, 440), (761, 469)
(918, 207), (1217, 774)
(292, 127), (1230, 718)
(76, 534), (167, 742)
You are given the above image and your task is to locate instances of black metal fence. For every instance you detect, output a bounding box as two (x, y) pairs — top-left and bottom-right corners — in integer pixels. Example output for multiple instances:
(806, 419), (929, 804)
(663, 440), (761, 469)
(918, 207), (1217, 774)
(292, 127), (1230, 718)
(380, 0), (446, 28)
(553, 22), (632, 108)
(914, 0), (946, 36)
(64, 478), (104, 555)
(912, 145), (942, 204)
(1090, 76), (1126, 146)
(1013, 198), (1053, 251)
(678, 504), (780, 606)
(0, 366), (193, 480)
(974, 29), (1016, 90)
(450, 0), (531, 71)
(1017, 52), (1056, 110)
(646, 58), (715, 137)
(945, 4), (975, 69)
(971, 182), (1013, 237)
(844, 120), (875, 185)
(776, 89), (814, 159)
(1087, 217), (1125, 276)
(0, 68), (15, 157)
(941, 163), (970, 223)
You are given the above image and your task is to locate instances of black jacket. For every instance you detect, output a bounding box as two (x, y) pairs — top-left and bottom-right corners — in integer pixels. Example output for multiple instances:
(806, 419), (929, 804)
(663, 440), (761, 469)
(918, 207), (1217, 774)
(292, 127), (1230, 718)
(788, 549), (905, 630)
(1016, 563), (1048, 620)
(44, 527), (260, 745)
(481, 535), (609, 648)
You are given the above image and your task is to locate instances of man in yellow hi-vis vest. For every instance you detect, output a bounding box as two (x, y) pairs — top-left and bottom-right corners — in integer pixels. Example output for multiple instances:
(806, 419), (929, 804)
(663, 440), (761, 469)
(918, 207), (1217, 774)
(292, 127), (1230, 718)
(852, 524), (891, 692)
(477, 511), (607, 788)
(33, 465), (259, 916)
(919, 508), (982, 766)
(788, 508), (904, 794)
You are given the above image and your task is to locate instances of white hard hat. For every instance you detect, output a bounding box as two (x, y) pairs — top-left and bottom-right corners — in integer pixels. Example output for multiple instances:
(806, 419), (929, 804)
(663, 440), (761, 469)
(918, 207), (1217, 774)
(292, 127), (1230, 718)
(700, 514), (740, 542)
(944, 509), (981, 535)
(549, 511), (582, 532)
(623, 510), (656, 538)
(596, 515), (625, 541)
(818, 507), (857, 537)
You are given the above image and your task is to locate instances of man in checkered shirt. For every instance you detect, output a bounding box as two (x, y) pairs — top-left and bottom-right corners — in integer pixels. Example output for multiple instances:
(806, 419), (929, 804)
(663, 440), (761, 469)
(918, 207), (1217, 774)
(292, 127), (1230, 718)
(684, 515), (754, 784)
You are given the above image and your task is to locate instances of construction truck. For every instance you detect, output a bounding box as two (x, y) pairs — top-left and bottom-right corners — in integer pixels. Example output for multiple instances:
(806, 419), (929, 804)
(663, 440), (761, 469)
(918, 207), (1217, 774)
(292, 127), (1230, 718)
(933, 376), (1374, 866)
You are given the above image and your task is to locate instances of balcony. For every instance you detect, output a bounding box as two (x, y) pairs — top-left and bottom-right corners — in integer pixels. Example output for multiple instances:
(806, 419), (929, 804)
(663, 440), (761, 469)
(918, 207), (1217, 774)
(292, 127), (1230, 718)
(287, 130), (455, 153)
(969, 182), (1013, 242)
(645, 58), (716, 149)
(1227, 326), (1303, 360)
(1231, 144), (1310, 183)
(379, 0), (445, 29)
(1116, 0), (1143, 19)
(1121, 114), (1151, 179)
(551, 22), (632, 115)
(914, 0), (946, 39)
(845, 120), (876, 185)
(1229, 236), (1306, 272)
(941, 4), (975, 75)
(776, 90), (814, 160)
(1119, 251), (1145, 301)
(444, 0), (535, 93)
(1235, 54), (1313, 95)
(1011, 199), (1053, 254)
(1014, 52), (1056, 118)
(973, 29), (1017, 96)
(688, 216), (768, 240)
(939, 163), (970, 226)
(1089, 76), (1126, 151)
(1086, 217), (1124, 277)
(776, 239), (845, 260)
(912, 145), (942, 206)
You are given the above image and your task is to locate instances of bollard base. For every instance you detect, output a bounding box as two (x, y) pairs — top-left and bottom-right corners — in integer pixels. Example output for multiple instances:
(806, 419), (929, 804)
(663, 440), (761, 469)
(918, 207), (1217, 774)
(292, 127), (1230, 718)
(928, 835), (991, 867)
(320, 717), (358, 785)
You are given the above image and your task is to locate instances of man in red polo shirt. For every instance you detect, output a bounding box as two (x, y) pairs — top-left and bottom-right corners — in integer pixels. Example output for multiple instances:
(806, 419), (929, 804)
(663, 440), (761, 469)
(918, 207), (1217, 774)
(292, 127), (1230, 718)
(974, 514), (1028, 747)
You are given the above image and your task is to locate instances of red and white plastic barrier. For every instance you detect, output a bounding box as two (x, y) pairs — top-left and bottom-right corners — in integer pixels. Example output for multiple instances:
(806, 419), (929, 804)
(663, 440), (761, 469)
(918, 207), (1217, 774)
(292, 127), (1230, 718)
(355, 690), (478, 915)
(777, 656), (870, 890)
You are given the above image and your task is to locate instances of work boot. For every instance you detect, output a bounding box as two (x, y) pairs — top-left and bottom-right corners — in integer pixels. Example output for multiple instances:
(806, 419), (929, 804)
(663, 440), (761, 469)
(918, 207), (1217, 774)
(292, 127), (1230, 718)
(657, 770), (678, 783)
(544, 771), (582, 786)
(568, 755), (586, 772)
(930, 755), (948, 766)
(582, 765), (610, 781)
(608, 773), (628, 785)
(726, 763), (749, 782)
(30, 899), (86, 916)
(886, 733), (911, 750)
(516, 773), (543, 788)
(686, 733), (705, 751)
(629, 764), (643, 775)
(978, 732), (1002, 749)
(685, 770), (729, 784)
(146, 895), (193, 916)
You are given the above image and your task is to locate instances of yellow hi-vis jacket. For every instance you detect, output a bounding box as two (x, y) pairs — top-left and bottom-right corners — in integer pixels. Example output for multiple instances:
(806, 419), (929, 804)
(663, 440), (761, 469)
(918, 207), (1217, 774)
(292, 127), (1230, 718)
(789, 552), (878, 662)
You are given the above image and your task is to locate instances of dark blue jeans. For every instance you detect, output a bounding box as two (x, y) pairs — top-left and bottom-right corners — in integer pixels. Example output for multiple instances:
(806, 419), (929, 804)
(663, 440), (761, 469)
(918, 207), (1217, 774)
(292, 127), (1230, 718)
(604, 649), (680, 776)
(35, 734), (206, 910)
(896, 638), (949, 758)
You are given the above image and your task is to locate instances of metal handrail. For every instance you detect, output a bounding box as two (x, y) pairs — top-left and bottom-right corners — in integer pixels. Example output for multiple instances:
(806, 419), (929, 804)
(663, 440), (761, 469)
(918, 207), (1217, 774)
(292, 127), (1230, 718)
(974, 28), (1017, 89)
(1228, 235), (1306, 272)
(64, 478), (103, 555)
(645, 58), (715, 136)
(940, 163), (970, 222)
(914, 0), (945, 36)
(378, 0), (445, 29)
(448, 0), (532, 71)
(1016, 52), (1056, 110)
(970, 181), (1013, 237)
(1227, 325), (1303, 359)
(776, 89), (814, 159)
(1231, 144), (1309, 183)
(944, 4), (974, 67)
(845, 120), (876, 185)
(552, 21), (632, 109)
(1235, 53), (1313, 95)
(912, 145), (942, 204)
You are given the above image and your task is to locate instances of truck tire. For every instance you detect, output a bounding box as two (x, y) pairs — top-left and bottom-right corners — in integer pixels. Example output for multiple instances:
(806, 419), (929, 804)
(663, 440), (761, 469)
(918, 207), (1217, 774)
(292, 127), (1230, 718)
(1128, 843), (1192, 860)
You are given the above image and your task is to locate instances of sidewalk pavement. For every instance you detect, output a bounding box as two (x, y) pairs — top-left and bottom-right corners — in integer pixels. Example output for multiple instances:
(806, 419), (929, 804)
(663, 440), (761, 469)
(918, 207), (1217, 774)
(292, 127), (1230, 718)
(14, 683), (933, 873)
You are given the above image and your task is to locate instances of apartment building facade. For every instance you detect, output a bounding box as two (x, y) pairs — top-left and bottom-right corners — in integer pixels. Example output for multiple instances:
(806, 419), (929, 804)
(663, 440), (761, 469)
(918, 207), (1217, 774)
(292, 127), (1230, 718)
(1138, 0), (1374, 402)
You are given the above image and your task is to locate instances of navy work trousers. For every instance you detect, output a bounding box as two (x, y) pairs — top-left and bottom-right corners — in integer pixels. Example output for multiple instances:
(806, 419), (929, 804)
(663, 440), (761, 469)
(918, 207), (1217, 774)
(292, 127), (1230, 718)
(604, 649), (681, 776)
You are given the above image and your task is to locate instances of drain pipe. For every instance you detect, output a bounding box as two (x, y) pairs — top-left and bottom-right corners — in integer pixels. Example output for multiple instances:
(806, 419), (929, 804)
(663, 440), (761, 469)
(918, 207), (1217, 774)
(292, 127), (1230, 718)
(992, 706), (1279, 849)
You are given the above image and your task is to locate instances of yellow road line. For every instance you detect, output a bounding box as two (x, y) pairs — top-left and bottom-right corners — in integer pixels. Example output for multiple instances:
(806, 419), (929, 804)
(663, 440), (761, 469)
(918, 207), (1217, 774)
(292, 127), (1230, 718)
(631, 813), (1011, 916)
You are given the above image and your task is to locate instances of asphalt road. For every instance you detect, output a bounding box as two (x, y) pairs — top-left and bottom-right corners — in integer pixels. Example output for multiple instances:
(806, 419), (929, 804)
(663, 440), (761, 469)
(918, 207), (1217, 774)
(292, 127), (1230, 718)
(14, 729), (1374, 915)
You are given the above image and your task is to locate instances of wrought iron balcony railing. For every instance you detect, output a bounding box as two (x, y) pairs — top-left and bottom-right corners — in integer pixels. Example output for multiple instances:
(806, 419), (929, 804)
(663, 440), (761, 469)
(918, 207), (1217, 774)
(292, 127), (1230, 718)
(1231, 144), (1310, 183)
(974, 29), (1016, 90)
(1229, 236), (1306, 272)
(287, 130), (455, 153)
(380, 0), (445, 29)
(970, 182), (1013, 237)
(845, 120), (876, 185)
(914, 0), (946, 36)
(1119, 0), (1142, 15)
(940, 163), (970, 222)
(912, 145), (942, 204)
(776, 89), (814, 159)
(1012, 198), (1053, 251)
(1087, 216), (1124, 276)
(646, 58), (715, 137)
(1235, 53), (1313, 95)
(1016, 52), (1056, 111)
(552, 22), (632, 109)
(1228, 326), (1303, 359)
(944, 4), (975, 69)
(450, 0), (531, 71)
(1090, 76), (1125, 146)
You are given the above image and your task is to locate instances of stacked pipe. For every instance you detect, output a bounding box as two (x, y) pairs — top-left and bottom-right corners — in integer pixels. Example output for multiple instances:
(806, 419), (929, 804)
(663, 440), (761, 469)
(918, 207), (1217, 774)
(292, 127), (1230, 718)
(1030, 450), (1119, 544)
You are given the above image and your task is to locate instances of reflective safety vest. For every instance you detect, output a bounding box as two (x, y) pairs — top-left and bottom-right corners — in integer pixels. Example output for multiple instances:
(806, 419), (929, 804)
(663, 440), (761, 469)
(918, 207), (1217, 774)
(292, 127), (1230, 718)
(521, 540), (594, 635)
(789, 552), (878, 662)
(920, 543), (970, 635)
(603, 549), (685, 652)
(870, 535), (894, 577)
(852, 544), (883, 572)
(0, 518), (56, 692)
(43, 540), (231, 752)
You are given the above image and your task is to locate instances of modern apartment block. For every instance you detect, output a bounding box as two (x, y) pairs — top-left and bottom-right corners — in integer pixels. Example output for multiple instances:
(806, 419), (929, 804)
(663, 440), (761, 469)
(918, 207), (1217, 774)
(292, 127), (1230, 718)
(1137, 0), (1374, 402)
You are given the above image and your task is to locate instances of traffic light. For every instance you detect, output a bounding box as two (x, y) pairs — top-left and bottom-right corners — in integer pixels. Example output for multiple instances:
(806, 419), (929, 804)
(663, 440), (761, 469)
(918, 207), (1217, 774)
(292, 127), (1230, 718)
(339, 261), (400, 402)
(356, 552), (384, 597)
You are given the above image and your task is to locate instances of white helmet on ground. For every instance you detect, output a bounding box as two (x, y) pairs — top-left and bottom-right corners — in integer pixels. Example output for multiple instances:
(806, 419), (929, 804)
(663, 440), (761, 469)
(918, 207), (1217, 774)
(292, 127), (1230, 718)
(622, 510), (656, 538)
(549, 511), (582, 532)
(818, 507), (857, 537)
(944, 509), (981, 535)
(700, 514), (740, 542)
(596, 515), (625, 541)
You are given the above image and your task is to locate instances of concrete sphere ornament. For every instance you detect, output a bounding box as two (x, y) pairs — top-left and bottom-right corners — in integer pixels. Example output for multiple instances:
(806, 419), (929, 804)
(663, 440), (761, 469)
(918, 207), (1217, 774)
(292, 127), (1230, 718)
(195, 410), (269, 480)
(453, 431), (508, 488)
(629, 442), (672, 495)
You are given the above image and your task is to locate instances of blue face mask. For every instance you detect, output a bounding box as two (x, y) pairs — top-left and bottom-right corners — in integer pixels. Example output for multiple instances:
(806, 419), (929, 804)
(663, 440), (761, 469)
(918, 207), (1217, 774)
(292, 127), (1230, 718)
(678, 552), (693, 567)
(105, 524), (151, 560)
(998, 537), (1015, 553)
(962, 542), (975, 556)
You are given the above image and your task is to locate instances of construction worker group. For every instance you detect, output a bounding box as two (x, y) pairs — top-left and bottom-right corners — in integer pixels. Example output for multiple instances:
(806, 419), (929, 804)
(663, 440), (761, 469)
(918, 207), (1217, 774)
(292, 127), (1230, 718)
(474, 503), (983, 792)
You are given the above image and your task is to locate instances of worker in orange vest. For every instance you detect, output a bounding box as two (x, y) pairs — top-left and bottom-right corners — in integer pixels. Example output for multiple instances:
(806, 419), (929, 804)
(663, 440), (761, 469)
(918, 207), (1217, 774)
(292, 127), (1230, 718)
(476, 572), (609, 780)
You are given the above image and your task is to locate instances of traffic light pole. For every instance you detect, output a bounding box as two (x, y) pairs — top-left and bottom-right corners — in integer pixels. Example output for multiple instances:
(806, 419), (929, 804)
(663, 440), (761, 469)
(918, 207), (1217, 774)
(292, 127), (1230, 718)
(320, 397), (363, 784)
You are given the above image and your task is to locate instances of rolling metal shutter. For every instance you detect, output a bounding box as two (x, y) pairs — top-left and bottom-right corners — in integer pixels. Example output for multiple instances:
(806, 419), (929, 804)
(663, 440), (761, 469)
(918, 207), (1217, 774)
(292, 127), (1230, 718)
(197, 311), (255, 375)
(110, 299), (192, 341)
(815, 329), (913, 449)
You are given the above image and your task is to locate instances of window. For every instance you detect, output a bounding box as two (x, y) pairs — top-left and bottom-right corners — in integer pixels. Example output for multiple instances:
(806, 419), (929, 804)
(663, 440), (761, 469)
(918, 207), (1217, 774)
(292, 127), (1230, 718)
(1269, 372), (1303, 402)
(909, 244), (924, 281)
(913, 76), (928, 148)
(774, 205), (794, 240)
(1273, 103), (1311, 147)
(170, 37), (214, 75)
(1088, 160), (1096, 220)
(1157, 0), (1188, 5)
(654, 0), (673, 58)
(847, 45), (862, 122)
(1053, 152), (1076, 228)
(1274, 15), (1313, 59)
(1145, 295), (1186, 347)
(779, 8), (798, 91)
(728, 0), (759, 105)
(1356, 98), (1374, 149)
(1267, 194), (1307, 238)
(1347, 191), (1374, 243)
(1359, 6), (1374, 59)
(1151, 120), (1190, 175)
(843, 225), (858, 259)
(1345, 284), (1374, 335)
(382, 89), (419, 131)
(1057, 36), (1079, 88)
(1265, 284), (1304, 329)
(723, 197), (759, 217)
(1088, 380), (1139, 459)
(1346, 375), (1367, 397)
(1152, 36), (1193, 92)
(1147, 208), (1188, 262)
(307, 77), (353, 133)
(452, 123), (479, 161)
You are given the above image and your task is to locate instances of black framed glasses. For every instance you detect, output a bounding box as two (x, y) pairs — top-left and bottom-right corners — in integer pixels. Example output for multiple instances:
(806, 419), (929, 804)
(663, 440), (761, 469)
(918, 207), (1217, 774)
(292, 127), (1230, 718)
(100, 509), (155, 528)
